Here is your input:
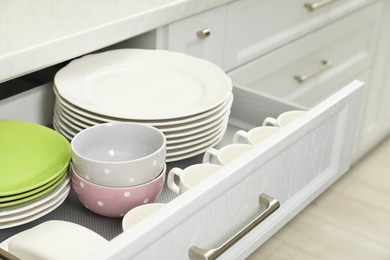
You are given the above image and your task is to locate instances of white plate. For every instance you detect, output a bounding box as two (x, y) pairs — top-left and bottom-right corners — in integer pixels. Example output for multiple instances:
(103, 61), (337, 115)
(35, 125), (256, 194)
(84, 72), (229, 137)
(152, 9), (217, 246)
(55, 94), (233, 133)
(167, 125), (227, 156)
(54, 106), (231, 141)
(166, 132), (226, 162)
(0, 177), (70, 217)
(0, 186), (70, 229)
(0, 184), (70, 223)
(54, 49), (232, 120)
(167, 124), (227, 150)
(54, 87), (233, 127)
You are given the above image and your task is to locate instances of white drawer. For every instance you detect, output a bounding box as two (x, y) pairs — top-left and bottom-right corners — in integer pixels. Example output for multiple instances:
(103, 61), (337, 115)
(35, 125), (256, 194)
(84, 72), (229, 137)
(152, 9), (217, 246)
(227, 1), (382, 107)
(224, 0), (378, 70)
(0, 80), (363, 259)
(158, 5), (227, 70)
(82, 80), (363, 259)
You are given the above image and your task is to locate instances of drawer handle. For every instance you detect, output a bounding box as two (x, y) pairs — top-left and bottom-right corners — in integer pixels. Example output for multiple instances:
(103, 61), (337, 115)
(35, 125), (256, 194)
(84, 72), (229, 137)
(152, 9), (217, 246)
(0, 248), (21, 260)
(294, 60), (332, 83)
(188, 193), (280, 260)
(304, 0), (337, 11)
(197, 28), (211, 39)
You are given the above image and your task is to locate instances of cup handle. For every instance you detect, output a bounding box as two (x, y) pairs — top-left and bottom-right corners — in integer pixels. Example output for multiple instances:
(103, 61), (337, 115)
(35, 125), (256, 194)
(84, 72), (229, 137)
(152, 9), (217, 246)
(202, 148), (219, 164)
(233, 130), (249, 144)
(262, 117), (278, 126)
(167, 168), (183, 195)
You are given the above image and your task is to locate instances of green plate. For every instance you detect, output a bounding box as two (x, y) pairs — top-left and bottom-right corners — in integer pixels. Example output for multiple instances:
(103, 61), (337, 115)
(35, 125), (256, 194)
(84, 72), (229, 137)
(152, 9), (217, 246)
(0, 120), (71, 196)
(0, 171), (68, 208)
(0, 167), (68, 202)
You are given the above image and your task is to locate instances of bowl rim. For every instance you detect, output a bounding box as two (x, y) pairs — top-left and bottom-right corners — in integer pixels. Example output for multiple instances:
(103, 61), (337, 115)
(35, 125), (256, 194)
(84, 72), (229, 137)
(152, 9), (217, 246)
(71, 163), (166, 190)
(70, 122), (166, 164)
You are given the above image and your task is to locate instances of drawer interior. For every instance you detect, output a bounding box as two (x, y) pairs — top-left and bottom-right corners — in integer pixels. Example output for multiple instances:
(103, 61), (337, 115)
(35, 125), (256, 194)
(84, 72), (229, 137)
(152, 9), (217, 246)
(0, 84), (307, 242)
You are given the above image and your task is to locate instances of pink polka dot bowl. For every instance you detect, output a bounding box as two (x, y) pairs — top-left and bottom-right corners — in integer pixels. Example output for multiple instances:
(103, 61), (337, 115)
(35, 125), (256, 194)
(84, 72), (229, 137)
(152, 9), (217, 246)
(71, 164), (166, 218)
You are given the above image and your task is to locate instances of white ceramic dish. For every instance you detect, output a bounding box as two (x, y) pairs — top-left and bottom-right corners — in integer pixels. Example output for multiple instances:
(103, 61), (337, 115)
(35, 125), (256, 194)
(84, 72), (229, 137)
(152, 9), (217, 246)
(55, 94), (232, 133)
(54, 49), (232, 120)
(7, 220), (108, 260)
(0, 177), (70, 217)
(0, 185), (70, 229)
(122, 203), (166, 231)
(0, 184), (70, 223)
(54, 87), (233, 127)
(166, 131), (226, 162)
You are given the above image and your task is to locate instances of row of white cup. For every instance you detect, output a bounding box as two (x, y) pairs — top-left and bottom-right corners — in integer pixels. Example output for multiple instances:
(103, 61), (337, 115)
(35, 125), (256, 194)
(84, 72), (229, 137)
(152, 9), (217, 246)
(121, 110), (306, 231)
(167, 110), (307, 195)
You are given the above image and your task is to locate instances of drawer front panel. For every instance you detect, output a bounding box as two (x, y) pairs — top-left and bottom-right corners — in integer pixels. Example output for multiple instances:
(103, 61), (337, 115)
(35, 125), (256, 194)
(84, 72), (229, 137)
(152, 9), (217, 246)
(224, 0), (377, 70)
(228, 2), (382, 107)
(162, 5), (226, 70)
(89, 81), (363, 259)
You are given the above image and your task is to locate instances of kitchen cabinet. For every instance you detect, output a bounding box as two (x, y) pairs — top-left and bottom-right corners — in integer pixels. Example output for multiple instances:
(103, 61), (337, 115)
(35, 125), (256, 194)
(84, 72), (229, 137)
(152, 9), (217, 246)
(155, 4), (227, 70)
(352, 0), (390, 159)
(153, 0), (385, 162)
(223, 0), (377, 71)
(227, 2), (381, 107)
(87, 80), (363, 259)
(0, 0), (388, 259)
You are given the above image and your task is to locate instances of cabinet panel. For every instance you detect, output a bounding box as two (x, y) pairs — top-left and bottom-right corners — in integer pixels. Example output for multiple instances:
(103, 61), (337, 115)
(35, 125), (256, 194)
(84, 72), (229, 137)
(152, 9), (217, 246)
(160, 5), (226, 70)
(88, 81), (363, 259)
(227, 2), (381, 108)
(224, 0), (377, 70)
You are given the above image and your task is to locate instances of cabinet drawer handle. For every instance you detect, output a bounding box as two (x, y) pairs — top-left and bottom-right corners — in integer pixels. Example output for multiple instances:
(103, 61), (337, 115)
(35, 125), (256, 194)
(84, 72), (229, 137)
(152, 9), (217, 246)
(188, 193), (280, 260)
(0, 248), (21, 260)
(304, 0), (337, 11)
(294, 60), (332, 83)
(197, 28), (211, 39)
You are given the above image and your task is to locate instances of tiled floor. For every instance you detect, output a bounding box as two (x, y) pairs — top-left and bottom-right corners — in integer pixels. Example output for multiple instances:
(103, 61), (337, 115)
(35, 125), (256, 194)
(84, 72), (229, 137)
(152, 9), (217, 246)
(248, 136), (390, 260)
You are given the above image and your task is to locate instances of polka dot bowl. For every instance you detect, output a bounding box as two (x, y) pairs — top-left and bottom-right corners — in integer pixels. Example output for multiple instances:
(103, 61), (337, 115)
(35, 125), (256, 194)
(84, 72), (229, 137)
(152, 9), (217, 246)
(70, 122), (166, 187)
(71, 164), (166, 218)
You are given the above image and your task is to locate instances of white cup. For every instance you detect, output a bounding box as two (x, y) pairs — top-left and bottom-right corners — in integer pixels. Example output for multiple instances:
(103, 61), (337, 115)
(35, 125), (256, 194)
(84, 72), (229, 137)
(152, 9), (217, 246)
(233, 126), (280, 145)
(122, 203), (166, 231)
(202, 144), (253, 165)
(167, 164), (223, 195)
(262, 110), (306, 127)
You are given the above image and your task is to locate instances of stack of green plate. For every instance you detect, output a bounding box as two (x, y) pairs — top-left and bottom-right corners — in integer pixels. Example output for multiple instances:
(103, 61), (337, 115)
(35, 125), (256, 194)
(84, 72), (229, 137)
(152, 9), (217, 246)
(0, 120), (71, 228)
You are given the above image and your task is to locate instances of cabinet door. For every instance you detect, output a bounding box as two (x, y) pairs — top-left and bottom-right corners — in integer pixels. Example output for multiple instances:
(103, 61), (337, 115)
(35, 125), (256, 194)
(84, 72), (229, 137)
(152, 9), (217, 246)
(353, 0), (390, 159)
(224, 0), (377, 71)
(88, 81), (363, 259)
(227, 2), (381, 108)
(158, 5), (226, 70)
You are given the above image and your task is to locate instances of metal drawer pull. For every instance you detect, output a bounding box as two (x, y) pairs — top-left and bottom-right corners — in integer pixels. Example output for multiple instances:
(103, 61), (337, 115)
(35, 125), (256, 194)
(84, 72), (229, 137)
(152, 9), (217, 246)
(304, 0), (337, 11)
(294, 60), (332, 83)
(188, 194), (280, 260)
(0, 248), (21, 260)
(197, 28), (211, 39)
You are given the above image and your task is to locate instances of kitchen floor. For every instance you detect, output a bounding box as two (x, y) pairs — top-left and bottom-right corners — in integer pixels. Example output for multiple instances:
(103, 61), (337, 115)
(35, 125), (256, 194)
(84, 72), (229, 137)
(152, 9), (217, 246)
(248, 136), (390, 260)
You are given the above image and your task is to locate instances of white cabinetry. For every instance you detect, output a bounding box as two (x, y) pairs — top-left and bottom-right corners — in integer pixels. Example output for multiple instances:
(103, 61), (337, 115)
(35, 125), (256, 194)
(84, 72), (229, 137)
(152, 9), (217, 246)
(353, 0), (390, 159)
(1, 0), (388, 259)
(157, 0), (384, 162)
(89, 81), (363, 260)
(156, 5), (227, 70)
(223, 0), (376, 71)
(227, 2), (381, 107)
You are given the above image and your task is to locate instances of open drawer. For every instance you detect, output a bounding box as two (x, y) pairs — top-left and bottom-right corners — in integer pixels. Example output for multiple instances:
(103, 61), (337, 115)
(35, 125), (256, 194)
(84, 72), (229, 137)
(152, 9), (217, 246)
(69, 80), (362, 259)
(0, 80), (363, 259)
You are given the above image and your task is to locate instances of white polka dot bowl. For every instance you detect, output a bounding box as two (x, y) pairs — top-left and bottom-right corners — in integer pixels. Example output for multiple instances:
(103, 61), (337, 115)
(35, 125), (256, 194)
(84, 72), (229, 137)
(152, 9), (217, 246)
(71, 164), (166, 218)
(70, 122), (166, 187)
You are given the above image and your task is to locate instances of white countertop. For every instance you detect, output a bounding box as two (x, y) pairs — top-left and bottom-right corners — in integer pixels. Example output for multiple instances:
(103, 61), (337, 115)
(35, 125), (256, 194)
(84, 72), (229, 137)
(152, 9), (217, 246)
(0, 0), (232, 83)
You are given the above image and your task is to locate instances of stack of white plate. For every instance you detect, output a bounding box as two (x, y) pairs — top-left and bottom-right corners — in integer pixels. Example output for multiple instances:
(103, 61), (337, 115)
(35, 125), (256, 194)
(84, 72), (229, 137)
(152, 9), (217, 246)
(53, 49), (233, 162)
(0, 120), (71, 229)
